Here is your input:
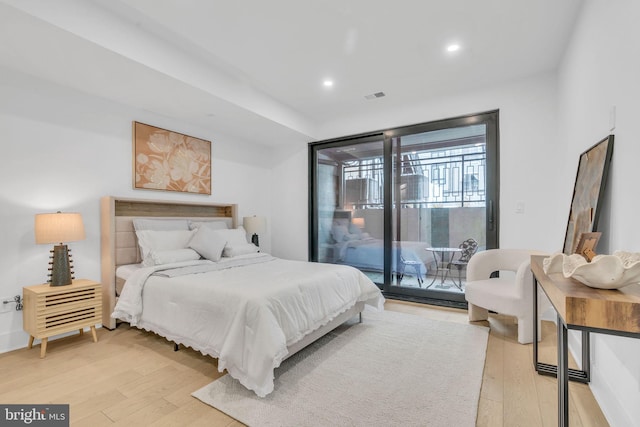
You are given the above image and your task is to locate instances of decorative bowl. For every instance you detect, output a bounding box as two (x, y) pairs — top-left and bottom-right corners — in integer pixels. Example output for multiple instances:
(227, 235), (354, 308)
(542, 251), (640, 290)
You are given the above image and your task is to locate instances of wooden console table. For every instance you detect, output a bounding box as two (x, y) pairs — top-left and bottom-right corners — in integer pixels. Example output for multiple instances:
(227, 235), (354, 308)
(530, 255), (640, 426)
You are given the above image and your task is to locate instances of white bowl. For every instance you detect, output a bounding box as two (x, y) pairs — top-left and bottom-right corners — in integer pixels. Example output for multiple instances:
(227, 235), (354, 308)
(543, 251), (640, 290)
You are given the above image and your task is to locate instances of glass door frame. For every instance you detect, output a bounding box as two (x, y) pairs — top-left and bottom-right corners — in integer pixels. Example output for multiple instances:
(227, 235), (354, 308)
(308, 132), (385, 263)
(309, 110), (499, 306)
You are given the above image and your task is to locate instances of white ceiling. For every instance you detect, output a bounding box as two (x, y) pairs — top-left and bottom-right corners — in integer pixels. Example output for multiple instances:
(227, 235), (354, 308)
(0, 0), (583, 146)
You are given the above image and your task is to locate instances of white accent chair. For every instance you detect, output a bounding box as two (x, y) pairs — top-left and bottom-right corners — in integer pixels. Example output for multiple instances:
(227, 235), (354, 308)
(465, 249), (543, 344)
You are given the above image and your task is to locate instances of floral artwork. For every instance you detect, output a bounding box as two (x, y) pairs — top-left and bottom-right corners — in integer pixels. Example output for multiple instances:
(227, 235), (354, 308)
(133, 122), (211, 194)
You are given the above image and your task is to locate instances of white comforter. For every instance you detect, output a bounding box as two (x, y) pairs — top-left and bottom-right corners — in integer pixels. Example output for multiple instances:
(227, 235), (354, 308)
(112, 253), (384, 397)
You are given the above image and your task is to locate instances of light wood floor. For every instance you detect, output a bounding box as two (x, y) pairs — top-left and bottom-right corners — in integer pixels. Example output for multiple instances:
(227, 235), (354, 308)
(0, 300), (609, 426)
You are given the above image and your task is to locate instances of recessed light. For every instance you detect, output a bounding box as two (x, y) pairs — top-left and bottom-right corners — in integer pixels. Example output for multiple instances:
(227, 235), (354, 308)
(446, 43), (461, 53)
(323, 80), (334, 88)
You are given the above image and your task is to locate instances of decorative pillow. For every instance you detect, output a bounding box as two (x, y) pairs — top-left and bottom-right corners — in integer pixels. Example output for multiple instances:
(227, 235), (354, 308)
(133, 218), (190, 231)
(223, 243), (259, 257)
(188, 220), (228, 231)
(147, 248), (201, 266)
(331, 225), (350, 243)
(136, 229), (195, 266)
(333, 218), (350, 228)
(213, 227), (248, 247)
(348, 223), (363, 237)
(189, 226), (227, 262)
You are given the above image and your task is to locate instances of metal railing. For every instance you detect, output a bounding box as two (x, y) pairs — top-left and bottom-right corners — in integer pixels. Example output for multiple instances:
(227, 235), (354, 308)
(343, 151), (486, 208)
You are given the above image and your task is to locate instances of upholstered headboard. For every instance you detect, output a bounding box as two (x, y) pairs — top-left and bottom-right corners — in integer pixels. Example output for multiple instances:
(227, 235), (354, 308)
(100, 196), (237, 329)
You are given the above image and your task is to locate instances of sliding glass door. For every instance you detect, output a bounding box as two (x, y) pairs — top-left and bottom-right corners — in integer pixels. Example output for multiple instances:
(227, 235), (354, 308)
(311, 135), (386, 278)
(309, 111), (498, 306)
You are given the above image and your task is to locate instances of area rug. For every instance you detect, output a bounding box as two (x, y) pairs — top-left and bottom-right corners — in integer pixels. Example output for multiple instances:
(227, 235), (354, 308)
(192, 309), (488, 427)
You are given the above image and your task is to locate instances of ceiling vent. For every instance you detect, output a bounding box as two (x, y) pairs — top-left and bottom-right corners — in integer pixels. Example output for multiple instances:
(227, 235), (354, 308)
(364, 92), (386, 100)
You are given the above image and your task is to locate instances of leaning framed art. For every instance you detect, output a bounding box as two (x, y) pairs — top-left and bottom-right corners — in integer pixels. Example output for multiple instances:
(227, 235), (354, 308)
(562, 135), (614, 254)
(133, 121), (211, 195)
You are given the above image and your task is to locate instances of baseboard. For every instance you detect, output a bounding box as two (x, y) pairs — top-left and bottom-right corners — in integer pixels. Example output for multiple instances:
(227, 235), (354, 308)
(567, 331), (637, 426)
(590, 365), (634, 427)
(0, 329), (30, 354)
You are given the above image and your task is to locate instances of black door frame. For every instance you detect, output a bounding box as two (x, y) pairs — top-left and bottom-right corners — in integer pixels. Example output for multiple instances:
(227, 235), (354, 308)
(309, 110), (499, 306)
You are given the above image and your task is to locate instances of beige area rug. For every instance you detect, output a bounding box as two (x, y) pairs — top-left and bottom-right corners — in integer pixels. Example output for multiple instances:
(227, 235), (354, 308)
(192, 309), (488, 427)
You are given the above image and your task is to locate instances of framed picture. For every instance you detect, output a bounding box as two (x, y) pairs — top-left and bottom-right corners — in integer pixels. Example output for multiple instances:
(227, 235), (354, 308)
(575, 232), (601, 261)
(562, 135), (614, 254)
(133, 122), (211, 195)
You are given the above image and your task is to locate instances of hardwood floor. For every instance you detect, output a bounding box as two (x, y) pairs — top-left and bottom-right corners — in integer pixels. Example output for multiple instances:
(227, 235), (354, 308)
(0, 300), (608, 426)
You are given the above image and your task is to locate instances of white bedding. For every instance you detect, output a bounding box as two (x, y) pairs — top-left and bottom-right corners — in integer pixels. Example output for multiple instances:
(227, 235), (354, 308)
(112, 253), (384, 397)
(115, 263), (142, 280)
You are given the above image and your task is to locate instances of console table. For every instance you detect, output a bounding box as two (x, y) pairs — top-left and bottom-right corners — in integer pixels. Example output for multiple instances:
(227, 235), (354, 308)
(530, 255), (640, 426)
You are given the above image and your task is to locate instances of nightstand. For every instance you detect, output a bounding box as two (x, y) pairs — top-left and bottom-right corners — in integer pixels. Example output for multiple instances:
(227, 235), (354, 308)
(23, 279), (102, 358)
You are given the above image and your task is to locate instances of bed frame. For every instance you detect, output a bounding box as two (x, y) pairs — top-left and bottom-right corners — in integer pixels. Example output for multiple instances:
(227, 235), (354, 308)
(100, 196), (364, 358)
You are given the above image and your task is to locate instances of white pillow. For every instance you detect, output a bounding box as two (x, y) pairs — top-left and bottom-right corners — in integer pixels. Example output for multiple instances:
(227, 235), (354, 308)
(133, 218), (190, 231)
(223, 243), (259, 257)
(348, 223), (363, 237)
(136, 229), (195, 266)
(189, 226), (227, 262)
(188, 220), (228, 230)
(147, 248), (201, 266)
(331, 224), (349, 242)
(213, 227), (248, 247)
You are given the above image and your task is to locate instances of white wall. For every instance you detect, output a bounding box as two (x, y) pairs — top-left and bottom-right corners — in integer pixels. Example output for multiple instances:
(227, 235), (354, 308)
(557, 1), (640, 425)
(273, 71), (566, 261)
(0, 69), (277, 352)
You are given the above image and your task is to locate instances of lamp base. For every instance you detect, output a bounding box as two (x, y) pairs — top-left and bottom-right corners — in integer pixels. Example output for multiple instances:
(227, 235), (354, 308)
(49, 244), (73, 286)
(251, 233), (260, 247)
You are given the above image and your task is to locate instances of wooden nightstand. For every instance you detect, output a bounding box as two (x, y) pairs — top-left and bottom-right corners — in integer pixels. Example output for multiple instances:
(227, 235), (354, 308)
(23, 279), (102, 358)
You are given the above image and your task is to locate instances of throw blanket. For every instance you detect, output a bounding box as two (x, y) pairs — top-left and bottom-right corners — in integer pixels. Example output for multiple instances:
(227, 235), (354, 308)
(112, 254), (384, 397)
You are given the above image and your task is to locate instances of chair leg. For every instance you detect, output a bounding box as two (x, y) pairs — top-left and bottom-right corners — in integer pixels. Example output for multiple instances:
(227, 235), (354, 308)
(517, 315), (537, 344)
(450, 266), (463, 291)
(468, 304), (488, 322)
(412, 265), (423, 287)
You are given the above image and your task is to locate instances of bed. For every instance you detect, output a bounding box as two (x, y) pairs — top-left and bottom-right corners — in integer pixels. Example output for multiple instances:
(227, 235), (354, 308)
(323, 215), (431, 280)
(335, 239), (429, 275)
(101, 196), (384, 397)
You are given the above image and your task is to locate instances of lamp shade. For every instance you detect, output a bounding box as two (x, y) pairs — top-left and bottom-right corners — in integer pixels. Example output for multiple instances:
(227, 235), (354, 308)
(243, 216), (266, 235)
(35, 212), (86, 244)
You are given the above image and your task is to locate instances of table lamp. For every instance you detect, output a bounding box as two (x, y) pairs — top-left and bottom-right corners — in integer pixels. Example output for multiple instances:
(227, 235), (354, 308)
(35, 212), (86, 286)
(243, 216), (266, 247)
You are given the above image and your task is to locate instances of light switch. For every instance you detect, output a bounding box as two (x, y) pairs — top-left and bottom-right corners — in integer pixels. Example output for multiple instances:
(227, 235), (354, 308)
(515, 202), (525, 214)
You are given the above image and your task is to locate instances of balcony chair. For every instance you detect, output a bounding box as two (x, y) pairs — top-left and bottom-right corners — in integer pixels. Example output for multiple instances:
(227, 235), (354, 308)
(399, 255), (424, 287)
(464, 248), (543, 344)
(448, 238), (478, 289)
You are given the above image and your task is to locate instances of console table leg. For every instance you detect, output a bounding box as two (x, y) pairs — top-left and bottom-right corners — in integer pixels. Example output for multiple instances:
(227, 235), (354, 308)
(582, 331), (591, 381)
(557, 314), (569, 427)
